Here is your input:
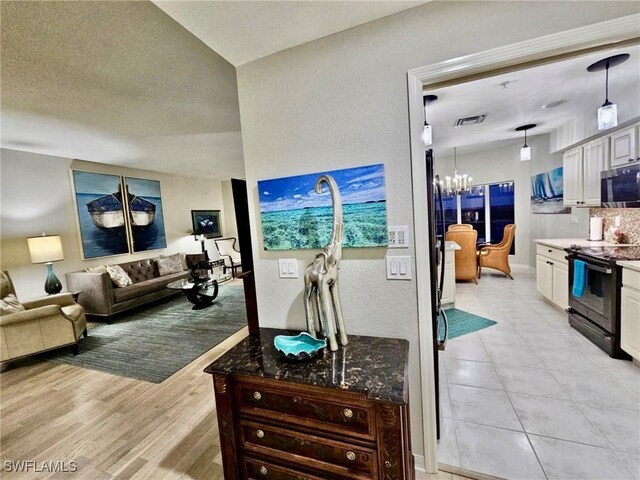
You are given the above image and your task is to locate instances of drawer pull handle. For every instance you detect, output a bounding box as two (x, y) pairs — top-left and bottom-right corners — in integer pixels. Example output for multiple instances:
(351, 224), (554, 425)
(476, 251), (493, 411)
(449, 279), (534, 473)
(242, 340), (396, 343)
(256, 429), (265, 439)
(259, 466), (268, 475)
(343, 408), (353, 419)
(253, 391), (262, 400)
(346, 451), (356, 461)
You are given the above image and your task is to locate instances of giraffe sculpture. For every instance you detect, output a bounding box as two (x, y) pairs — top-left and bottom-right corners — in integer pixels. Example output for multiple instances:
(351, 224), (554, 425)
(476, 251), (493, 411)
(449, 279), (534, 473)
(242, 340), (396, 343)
(304, 174), (348, 352)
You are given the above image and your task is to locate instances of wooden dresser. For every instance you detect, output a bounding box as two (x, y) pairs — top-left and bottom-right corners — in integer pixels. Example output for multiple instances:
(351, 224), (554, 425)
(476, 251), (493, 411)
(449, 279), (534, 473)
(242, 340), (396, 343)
(204, 328), (414, 480)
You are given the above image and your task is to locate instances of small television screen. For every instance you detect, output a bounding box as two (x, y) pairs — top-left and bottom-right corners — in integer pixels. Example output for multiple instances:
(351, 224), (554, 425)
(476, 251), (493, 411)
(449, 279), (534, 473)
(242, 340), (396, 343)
(191, 210), (223, 239)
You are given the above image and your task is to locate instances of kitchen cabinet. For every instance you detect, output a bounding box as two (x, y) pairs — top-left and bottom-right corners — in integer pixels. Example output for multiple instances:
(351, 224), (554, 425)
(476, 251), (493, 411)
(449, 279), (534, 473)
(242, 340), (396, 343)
(205, 329), (414, 480)
(563, 137), (610, 207)
(620, 267), (640, 362)
(440, 249), (456, 306)
(610, 123), (639, 167)
(536, 244), (568, 310)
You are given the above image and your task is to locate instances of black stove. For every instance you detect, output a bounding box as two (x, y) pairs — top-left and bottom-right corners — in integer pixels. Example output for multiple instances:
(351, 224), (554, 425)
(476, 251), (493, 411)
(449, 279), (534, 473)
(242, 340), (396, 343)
(567, 245), (640, 263)
(565, 245), (635, 359)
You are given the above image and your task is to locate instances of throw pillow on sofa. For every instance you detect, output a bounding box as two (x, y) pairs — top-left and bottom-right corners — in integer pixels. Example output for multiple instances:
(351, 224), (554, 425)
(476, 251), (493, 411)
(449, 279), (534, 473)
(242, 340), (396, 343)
(0, 271), (11, 298)
(1, 293), (25, 315)
(86, 265), (108, 274)
(157, 254), (184, 276)
(106, 265), (133, 288)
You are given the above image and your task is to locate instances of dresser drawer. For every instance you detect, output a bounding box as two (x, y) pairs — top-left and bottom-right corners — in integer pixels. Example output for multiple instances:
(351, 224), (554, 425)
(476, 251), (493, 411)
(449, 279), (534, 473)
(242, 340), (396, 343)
(243, 455), (329, 480)
(234, 377), (375, 441)
(239, 419), (377, 480)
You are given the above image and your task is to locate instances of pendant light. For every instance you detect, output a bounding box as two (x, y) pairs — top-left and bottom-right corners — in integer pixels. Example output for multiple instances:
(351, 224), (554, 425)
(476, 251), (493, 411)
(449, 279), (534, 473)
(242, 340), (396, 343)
(515, 124), (536, 161)
(422, 95), (438, 146)
(587, 53), (630, 130)
(443, 147), (472, 196)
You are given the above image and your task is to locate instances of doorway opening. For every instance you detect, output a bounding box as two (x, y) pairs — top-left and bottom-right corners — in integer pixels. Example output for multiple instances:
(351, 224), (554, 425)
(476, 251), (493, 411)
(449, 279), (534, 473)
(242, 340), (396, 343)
(408, 16), (637, 478)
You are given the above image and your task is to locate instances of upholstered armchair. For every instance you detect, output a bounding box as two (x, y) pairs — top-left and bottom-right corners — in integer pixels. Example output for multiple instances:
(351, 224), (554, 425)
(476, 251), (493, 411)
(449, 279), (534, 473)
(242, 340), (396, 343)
(0, 271), (87, 363)
(214, 238), (242, 278)
(478, 224), (516, 279)
(445, 228), (478, 284)
(447, 224), (473, 231)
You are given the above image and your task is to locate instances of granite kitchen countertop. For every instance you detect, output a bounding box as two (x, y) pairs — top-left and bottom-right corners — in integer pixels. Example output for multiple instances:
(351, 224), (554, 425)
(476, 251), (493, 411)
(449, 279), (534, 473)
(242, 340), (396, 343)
(534, 238), (634, 249)
(204, 328), (410, 404)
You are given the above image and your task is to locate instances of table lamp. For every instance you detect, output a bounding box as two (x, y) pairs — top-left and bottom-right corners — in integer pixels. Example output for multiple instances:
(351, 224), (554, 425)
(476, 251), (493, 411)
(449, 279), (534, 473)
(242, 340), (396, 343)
(27, 234), (64, 294)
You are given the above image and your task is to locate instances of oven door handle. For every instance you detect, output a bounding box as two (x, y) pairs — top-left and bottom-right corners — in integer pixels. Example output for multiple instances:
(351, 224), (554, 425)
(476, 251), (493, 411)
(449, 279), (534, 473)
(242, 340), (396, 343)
(585, 263), (613, 275)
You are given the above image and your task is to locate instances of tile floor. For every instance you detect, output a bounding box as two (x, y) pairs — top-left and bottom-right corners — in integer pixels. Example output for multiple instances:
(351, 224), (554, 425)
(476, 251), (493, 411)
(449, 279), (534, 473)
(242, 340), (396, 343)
(437, 265), (640, 480)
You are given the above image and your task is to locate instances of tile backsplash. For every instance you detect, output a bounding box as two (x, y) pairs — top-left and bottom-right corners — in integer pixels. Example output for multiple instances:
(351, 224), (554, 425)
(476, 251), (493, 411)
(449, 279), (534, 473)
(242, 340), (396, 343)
(590, 208), (640, 244)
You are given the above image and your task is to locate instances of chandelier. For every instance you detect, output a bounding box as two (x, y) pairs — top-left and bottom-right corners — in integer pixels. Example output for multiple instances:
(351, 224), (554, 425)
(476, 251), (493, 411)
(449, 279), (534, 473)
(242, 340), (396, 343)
(442, 147), (472, 196)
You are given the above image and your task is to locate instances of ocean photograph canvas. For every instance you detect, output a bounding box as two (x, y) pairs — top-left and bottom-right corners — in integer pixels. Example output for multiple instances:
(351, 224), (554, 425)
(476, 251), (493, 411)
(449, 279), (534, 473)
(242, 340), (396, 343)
(72, 171), (130, 259)
(258, 164), (388, 250)
(124, 177), (167, 253)
(531, 166), (571, 214)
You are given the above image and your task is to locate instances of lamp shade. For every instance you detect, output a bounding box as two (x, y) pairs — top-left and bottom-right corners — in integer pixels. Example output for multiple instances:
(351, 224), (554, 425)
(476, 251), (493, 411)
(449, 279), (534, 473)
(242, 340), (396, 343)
(27, 235), (64, 264)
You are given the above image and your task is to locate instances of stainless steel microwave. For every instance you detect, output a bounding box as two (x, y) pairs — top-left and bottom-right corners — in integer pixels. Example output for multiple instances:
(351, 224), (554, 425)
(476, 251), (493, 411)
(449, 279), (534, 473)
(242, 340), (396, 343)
(601, 162), (640, 208)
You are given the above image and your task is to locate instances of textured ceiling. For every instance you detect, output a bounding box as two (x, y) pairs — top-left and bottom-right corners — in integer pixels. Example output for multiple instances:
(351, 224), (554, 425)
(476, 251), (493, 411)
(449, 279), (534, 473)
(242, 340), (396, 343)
(152, 0), (427, 66)
(425, 44), (640, 154)
(0, 1), (245, 179)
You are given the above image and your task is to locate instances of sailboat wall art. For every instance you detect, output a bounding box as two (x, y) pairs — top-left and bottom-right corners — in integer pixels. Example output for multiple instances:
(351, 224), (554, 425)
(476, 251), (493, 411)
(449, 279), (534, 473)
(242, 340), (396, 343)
(530, 166), (571, 214)
(70, 170), (167, 259)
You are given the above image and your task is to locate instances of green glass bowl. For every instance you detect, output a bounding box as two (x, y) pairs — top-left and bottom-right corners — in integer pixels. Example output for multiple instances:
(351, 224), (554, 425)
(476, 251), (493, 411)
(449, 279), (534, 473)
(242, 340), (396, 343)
(274, 332), (327, 360)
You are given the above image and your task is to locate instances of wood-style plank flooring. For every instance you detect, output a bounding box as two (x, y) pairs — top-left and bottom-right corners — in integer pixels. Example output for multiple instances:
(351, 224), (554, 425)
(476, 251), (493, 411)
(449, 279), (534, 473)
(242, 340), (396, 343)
(1, 326), (472, 480)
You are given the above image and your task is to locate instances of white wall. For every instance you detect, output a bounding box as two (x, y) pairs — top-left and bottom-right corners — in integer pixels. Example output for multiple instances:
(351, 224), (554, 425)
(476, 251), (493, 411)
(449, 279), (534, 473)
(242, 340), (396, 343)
(235, 0), (639, 462)
(435, 134), (590, 267)
(0, 148), (224, 299)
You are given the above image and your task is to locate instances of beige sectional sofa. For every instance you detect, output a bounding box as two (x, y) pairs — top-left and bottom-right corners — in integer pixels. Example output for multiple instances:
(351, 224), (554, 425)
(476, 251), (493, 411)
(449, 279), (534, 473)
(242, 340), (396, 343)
(66, 254), (203, 322)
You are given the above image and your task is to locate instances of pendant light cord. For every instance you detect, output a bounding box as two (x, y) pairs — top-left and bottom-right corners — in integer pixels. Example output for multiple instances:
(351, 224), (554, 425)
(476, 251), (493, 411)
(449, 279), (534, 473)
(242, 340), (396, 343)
(605, 62), (610, 103)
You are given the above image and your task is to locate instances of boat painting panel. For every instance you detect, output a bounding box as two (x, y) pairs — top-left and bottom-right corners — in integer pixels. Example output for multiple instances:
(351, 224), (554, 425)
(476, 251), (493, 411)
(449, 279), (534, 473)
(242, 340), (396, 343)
(530, 166), (571, 214)
(123, 177), (167, 252)
(71, 171), (131, 259)
(257, 164), (388, 250)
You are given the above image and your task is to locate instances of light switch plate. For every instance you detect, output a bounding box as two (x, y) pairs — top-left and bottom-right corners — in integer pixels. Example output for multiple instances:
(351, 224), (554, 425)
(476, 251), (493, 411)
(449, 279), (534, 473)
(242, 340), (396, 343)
(278, 259), (298, 278)
(386, 255), (412, 280)
(388, 226), (410, 248)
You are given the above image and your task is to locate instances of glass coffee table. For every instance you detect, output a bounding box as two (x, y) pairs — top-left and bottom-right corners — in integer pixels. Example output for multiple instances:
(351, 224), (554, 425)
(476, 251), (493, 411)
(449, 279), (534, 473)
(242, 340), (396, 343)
(167, 274), (233, 310)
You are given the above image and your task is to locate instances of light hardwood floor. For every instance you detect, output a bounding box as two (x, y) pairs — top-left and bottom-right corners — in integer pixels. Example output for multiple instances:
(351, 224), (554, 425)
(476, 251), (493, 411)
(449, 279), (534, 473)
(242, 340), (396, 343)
(1, 326), (472, 480)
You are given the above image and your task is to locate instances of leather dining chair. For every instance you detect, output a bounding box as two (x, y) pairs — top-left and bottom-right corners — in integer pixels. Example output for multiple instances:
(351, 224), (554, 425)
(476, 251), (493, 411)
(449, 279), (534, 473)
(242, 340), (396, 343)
(445, 228), (478, 284)
(477, 224), (516, 279)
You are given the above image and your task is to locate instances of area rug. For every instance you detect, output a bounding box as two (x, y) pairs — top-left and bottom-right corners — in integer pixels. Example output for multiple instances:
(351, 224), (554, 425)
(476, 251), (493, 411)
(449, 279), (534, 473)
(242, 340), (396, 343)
(38, 285), (247, 383)
(438, 308), (497, 340)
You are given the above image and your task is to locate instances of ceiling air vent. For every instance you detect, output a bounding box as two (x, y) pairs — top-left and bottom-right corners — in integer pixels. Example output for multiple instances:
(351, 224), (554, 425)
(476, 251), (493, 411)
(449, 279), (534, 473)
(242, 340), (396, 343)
(454, 115), (487, 127)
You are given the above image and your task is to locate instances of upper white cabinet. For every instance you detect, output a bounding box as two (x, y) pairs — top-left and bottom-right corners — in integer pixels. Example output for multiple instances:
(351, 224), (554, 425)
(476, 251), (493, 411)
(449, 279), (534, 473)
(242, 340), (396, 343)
(563, 147), (583, 206)
(563, 137), (609, 207)
(610, 123), (639, 167)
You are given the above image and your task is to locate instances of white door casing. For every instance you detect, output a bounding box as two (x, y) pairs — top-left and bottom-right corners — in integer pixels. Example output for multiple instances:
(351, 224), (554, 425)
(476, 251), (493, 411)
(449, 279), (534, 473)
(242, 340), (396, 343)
(407, 14), (640, 473)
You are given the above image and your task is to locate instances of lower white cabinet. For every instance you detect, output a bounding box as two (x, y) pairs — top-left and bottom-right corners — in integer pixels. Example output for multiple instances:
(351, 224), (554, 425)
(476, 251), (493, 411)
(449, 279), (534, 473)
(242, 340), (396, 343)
(620, 268), (640, 361)
(536, 245), (569, 310)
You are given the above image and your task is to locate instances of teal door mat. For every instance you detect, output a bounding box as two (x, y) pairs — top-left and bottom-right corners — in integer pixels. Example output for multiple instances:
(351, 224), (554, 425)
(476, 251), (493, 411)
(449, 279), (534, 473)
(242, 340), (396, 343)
(438, 308), (497, 340)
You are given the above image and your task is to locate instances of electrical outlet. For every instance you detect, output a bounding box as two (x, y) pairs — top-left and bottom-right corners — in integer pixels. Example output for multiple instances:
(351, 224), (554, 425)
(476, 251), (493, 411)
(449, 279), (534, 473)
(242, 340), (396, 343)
(388, 226), (410, 248)
(571, 215), (579, 224)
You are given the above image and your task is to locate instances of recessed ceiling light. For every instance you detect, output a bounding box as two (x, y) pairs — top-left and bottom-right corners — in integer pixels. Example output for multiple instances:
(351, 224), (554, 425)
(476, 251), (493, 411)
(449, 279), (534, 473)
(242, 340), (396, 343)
(542, 100), (566, 109)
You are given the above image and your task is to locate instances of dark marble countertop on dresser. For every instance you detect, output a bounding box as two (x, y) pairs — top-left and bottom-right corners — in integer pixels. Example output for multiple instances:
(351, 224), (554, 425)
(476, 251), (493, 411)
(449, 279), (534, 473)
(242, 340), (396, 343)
(204, 328), (409, 404)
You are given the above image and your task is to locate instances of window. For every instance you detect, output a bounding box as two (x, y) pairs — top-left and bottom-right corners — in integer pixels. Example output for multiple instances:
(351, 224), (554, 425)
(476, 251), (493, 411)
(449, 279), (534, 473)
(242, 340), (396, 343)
(460, 186), (487, 243)
(444, 181), (515, 253)
(489, 183), (516, 254)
